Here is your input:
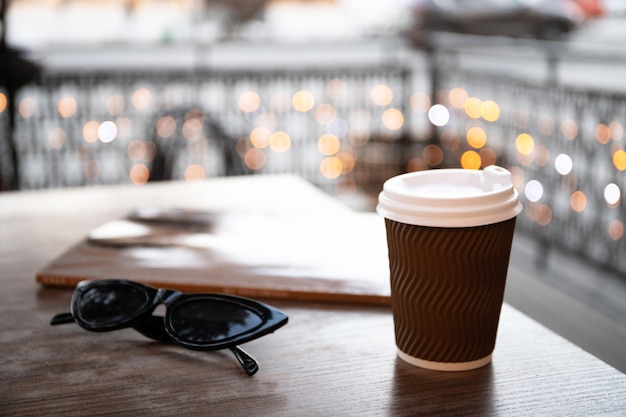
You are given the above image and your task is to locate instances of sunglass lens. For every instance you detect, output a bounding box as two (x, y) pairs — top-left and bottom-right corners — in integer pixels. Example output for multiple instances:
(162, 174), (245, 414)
(169, 299), (263, 344)
(78, 284), (149, 326)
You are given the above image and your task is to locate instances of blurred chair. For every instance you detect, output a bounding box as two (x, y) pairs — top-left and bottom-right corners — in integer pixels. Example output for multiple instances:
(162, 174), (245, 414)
(147, 107), (248, 182)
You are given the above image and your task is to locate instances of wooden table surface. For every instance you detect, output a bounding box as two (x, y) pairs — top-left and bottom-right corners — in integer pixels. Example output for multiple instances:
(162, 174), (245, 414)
(1, 175), (625, 416)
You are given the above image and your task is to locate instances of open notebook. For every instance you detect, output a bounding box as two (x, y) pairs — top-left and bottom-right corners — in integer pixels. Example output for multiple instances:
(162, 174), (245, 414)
(36, 208), (391, 305)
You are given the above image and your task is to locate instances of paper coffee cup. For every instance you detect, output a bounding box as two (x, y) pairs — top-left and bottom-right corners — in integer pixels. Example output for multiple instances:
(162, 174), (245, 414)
(377, 166), (522, 371)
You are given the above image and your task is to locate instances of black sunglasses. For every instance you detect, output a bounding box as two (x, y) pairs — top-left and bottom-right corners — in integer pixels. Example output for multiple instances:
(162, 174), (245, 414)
(50, 279), (288, 376)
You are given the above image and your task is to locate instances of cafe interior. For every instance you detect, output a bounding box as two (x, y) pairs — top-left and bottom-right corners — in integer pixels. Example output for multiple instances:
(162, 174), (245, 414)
(1, 0), (625, 415)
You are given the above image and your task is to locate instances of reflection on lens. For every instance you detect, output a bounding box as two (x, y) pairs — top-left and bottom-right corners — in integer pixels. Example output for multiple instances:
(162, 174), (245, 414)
(79, 284), (148, 326)
(170, 299), (263, 344)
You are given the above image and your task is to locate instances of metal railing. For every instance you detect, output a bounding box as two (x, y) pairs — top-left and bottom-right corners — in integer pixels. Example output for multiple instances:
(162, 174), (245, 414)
(1, 39), (624, 274)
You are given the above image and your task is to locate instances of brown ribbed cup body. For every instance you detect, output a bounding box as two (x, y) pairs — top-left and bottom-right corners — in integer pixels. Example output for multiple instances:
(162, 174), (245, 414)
(384, 217), (517, 364)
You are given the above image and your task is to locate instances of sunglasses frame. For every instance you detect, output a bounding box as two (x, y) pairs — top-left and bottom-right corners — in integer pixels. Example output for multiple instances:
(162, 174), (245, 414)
(51, 279), (289, 376)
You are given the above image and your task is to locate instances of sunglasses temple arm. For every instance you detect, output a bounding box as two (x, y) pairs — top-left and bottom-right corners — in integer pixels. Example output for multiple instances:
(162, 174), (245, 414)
(50, 312), (74, 325)
(230, 346), (259, 377)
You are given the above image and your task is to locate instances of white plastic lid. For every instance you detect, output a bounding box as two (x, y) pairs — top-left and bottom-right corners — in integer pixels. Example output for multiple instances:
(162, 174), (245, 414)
(376, 166), (522, 228)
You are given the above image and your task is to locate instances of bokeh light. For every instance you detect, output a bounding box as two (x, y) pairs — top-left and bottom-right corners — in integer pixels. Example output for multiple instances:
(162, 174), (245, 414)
(292, 90), (315, 112)
(555, 153), (573, 175)
(466, 126), (487, 149)
(371, 84), (393, 106)
(129, 164), (150, 185)
(98, 121), (117, 143)
(410, 92), (431, 113)
(464, 97), (482, 119)
(561, 119), (578, 140)
(58, 95), (77, 118)
(269, 131), (291, 153)
(423, 144), (443, 166)
(239, 91), (261, 113)
(0, 93), (7, 113)
(428, 104), (449, 127)
(610, 121), (624, 142)
(534, 204), (553, 226)
(244, 148), (266, 170)
(48, 128), (66, 149)
(83, 121), (100, 143)
(327, 79), (349, 100)
(481, 100), (500, 122)
(604, 183), (621, 207)
(250, 126), (271, 148)
(314, 104), (337, 125)
(106, 94), (125, 116)
(613, 149), (626, 171)
(460, 150), (481, 169)
(19, 97), (36, 118)
(320, 157), (342, 179)
(156, 116), (176, 138)
(382, 108), (404, 130)
(184, 164), (206, 182)
(608, 220), (624, 240)
(131, 88), (152, 110)
(524, 180), (544, 202)
(318, 134), (341, 156)
(448, 87), (468, 109)
(595, 123), (611, 144)
(570, 190), (587, 212)
(515, 133), (535, 155)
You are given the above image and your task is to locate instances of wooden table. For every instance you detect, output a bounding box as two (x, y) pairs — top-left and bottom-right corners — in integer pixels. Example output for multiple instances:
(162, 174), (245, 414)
(1, 175), (625, 416)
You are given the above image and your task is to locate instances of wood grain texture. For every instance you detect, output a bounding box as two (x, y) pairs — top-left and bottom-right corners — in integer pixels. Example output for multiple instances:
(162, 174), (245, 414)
(1, 175), (625, 416)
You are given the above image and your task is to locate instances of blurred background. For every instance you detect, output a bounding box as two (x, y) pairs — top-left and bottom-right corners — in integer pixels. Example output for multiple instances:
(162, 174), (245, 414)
(1, 0), (625, 370)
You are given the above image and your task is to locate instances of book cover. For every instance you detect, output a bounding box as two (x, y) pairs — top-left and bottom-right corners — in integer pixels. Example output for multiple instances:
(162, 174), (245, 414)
(36, 208), (392, 305)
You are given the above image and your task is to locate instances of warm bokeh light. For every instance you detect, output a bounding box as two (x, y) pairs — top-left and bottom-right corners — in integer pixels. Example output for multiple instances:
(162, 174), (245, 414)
(407, 157), (428, 172)
(129, 163), (150, 185)
(318, 134), (341, 156)
(270, 91), (291, 113)
(524, 180), (544, 202)
(440, 130), (460, 151)
(464, 97), (482, 119)
(19, 97), (36, 118)
(515, 133), (535, 155)
(320, 156), (342, 179)
(410, 92), (431, 113)
(555, 153), (573, 175)
(604, 183), (621, 207)
(336, 151), (356, 174)
(561, 119), (578, 140)
(182, 118), (203, 140)
(184, 164), (206, 182)
(48, 127), (66, 149)
(0, 93), (7, 113)
(131, 88), (152, 110)
(244, 148), (266, 170)
(608, 220), (624, 240)
(238, 91), (261, 113)
(595, 123), (611, 144)
(83, 160), (100, 181)
(269, 131), (291, 153)
(466, 126), (487, 149)
(98, 121), (117, 143)
(106, 94), (125, 115)
(534, 204), (552, 226)
(58, 95), (77, 118)
(479, 148), (497, 167)
(570, 190), (587, 212)
(613, 149), (626, 171)
(423, 144), (444, 166)
(370, 84), (393, 106)
(538, 115), (556, 136)
(460, 150), (481, 169)
(156, 116), (176, 138)
(534, 145), (550, 166)
(382, 108), (404, 130)
(428, 104), (449, 126)
(448, 87), (468, 109)
(610, 121), (624, 142)
(314, 104), (337, 125)
(83, 121), (100, 143)
(292, 90), (315, 112)
(326, 79), (349, 100)
(481, 100), (500, 122)
(250, 126), (271, 148)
